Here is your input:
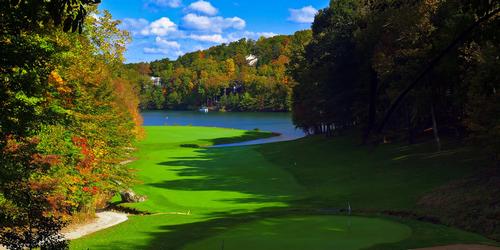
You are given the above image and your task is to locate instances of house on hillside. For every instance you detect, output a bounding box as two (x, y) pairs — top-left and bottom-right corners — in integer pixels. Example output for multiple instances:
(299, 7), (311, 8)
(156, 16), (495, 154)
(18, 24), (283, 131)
(151, 76), (161, 86)
(245, 54), (258, 66)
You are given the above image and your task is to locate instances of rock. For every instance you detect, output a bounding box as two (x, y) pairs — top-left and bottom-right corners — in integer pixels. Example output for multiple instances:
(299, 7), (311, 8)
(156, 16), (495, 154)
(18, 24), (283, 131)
(120, 189), (147, 203)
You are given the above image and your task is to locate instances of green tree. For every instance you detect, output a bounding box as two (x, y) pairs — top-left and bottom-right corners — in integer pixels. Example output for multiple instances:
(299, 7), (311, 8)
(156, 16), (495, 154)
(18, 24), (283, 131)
(1, 4), (142, 248)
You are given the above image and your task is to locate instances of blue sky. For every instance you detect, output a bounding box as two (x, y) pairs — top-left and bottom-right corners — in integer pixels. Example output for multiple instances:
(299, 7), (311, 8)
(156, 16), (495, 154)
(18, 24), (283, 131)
(98, 0), (329, 62)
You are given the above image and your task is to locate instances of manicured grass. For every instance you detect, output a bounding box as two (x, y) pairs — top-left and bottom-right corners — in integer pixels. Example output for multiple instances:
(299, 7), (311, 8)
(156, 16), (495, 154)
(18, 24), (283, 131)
(258, 135), (487, 210)
(184, 216), (412, 250)
(119, 126), (299, 214)
(71, 126), (497, 249)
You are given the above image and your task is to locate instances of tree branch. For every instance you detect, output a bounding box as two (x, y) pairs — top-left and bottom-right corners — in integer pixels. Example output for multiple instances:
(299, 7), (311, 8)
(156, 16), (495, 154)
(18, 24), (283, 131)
(376, 7), (500, 133)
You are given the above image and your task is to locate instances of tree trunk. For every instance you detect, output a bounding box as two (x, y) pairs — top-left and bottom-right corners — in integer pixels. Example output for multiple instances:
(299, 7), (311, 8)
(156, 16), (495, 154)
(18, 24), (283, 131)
(363, 68), (378, 144)
(407, 103), (415, 144)
(376, 7), (500, 134)
(430, 103), (441, 151)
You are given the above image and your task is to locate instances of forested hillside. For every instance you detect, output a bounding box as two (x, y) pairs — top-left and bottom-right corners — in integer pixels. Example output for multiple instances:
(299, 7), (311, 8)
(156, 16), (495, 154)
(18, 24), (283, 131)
(128, 31), (312, 111)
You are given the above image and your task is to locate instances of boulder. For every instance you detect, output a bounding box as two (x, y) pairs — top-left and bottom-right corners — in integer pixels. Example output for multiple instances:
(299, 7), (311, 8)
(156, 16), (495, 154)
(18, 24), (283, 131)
(120, 189), (147, 203)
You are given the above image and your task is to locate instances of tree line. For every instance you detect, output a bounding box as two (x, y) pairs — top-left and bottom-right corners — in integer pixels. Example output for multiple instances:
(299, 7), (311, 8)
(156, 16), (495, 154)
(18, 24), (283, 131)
(127, 31), (312, 112)
(1, 1), (142, 248)
(290, 0), (500, 159)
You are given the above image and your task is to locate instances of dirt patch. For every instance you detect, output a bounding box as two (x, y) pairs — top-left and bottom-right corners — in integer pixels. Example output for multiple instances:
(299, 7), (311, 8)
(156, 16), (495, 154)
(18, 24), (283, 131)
(417, 169), (500, 240)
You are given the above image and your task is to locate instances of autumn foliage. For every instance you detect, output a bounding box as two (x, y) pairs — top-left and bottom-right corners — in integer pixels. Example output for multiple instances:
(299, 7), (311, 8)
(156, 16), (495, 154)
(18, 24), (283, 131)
(1, 4), (142, 248)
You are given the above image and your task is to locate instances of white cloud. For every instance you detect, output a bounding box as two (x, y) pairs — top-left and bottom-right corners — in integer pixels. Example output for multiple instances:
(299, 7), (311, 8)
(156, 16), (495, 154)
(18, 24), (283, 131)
(182, 14), (211, 30)
(121, 5), (281, 61)
(155, 36), (181, 49)
(188, 34), (227, 43)
(144, 37), (182, 56)
(288, 6), (318, 23)
(185, 30), (277, 44)
(225, 17), (246, 29)
(145, 17), (178, 36)
(120, 18), (150, 36)
(143, 47), (184, 58)
(182, 13), (245, 33)
(187, 0), (218, 15)
(145, 0), (182, 9)
(122, 17), (178, 37)
(225, 31), (278, 42)
(244, 31), (278, 39)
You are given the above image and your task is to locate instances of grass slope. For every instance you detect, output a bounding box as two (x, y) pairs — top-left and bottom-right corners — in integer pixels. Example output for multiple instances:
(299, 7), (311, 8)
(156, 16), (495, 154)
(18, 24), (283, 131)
(71, 126), (497, 250)
(183, 216), (412, 250)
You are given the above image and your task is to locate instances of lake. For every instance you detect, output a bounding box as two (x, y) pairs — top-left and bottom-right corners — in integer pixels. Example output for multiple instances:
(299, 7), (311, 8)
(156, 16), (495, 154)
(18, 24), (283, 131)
(141, 110), (305, 146)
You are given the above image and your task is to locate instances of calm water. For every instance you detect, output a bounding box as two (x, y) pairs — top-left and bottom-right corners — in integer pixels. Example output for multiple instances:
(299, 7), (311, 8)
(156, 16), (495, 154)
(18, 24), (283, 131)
(141, 110), (305, 146)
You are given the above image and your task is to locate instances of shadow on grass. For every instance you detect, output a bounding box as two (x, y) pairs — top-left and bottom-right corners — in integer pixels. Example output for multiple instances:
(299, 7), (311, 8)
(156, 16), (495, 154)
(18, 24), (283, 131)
(88, 131), (350, 249)
(85, 132), (495, 249)
(149, 148), (296, 205)
(179, 130), (279, 148)
(136, 131), (303, 209)
(89, 207), (351, 250)
(206, 130), (280, 146)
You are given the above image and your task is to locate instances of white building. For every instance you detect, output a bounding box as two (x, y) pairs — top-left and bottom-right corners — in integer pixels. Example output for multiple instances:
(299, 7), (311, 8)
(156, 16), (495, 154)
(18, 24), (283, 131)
(245, 54), (258, 66)
(151, 76), (161, 86)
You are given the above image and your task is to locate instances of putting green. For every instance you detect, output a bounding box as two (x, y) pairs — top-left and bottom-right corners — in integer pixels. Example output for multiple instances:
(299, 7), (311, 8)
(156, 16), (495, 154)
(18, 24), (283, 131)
(184, 215), (412, 250)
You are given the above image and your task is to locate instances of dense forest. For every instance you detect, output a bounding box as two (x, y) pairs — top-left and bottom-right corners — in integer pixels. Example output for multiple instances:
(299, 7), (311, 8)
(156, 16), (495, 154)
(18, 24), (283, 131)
(127, 31), (312, 112)
(291, 0), (500, 158)
(1, 1), (142, 248)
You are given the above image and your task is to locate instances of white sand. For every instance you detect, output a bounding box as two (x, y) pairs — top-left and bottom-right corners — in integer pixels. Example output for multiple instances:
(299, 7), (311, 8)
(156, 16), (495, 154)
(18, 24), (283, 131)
(63, 211), (128, 240)
(0, 211), (127, 250)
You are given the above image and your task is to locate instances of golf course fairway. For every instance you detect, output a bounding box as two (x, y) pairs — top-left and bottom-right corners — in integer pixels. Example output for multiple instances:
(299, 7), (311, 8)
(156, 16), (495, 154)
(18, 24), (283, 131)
(183, 216), (411, 250)
(70, 126), (496, 250)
